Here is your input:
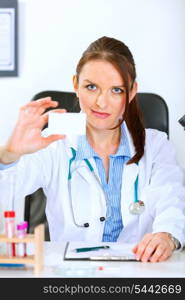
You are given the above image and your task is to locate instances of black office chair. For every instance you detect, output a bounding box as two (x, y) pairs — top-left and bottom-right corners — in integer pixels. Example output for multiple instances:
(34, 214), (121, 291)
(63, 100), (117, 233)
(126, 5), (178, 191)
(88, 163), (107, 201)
(24, 91), (169, 240)
(138, 93), (169, 137)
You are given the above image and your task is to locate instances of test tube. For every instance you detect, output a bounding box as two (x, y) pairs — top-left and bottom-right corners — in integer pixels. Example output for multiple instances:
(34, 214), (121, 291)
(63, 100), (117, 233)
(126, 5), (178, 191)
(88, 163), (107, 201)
(4, 211), (16, 257)
(16, 221), (28, 257)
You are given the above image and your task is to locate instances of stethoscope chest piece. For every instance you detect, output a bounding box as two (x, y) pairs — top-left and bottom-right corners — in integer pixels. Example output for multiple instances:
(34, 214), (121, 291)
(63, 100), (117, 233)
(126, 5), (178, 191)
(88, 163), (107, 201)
(129, 200), (145, 215)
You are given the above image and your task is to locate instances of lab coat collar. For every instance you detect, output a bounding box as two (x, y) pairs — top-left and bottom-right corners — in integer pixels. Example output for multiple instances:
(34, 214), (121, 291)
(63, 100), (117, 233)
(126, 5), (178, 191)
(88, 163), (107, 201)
(63, 135), (79, 158)
(123, 122), (136, 158)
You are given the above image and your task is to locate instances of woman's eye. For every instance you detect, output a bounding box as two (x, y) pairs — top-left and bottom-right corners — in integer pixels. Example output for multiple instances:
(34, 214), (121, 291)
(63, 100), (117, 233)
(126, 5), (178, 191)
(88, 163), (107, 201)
(86, 84), (97, 91)
(112, 87), (124, 94)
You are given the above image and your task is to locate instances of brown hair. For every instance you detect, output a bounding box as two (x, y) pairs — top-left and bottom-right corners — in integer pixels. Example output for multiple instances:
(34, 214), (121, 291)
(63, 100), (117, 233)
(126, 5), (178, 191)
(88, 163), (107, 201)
(76, 36), (145, 164)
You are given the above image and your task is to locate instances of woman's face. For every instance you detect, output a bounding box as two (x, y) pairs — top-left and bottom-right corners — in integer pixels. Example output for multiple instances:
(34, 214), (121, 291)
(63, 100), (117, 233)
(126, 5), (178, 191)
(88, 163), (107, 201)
(73, 60), (137, 131)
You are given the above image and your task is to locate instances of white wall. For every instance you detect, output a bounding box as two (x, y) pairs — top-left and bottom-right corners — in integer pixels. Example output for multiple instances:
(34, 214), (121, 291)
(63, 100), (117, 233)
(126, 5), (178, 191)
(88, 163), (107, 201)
(1, 0), (185, 170)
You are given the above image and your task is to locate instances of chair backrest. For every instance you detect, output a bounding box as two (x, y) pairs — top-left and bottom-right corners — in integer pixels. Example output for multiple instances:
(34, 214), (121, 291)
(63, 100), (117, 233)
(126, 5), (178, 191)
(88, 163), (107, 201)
(24, 91), (169, 240)
(137, 93), (169, 136)
(32, 90), (80, 112)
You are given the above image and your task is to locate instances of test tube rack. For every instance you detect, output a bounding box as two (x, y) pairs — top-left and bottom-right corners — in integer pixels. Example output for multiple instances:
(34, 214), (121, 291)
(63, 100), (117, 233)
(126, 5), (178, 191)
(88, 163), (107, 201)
(0, 224), (44, 275)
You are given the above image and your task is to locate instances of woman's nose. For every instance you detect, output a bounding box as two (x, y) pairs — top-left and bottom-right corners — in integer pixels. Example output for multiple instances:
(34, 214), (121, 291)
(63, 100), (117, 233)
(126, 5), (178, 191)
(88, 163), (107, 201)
(96, 92), (108, 109)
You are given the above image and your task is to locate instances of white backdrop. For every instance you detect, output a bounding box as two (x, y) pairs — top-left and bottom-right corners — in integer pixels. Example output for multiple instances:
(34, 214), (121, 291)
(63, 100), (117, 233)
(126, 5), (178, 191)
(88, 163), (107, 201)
(0, 0), (185, 168)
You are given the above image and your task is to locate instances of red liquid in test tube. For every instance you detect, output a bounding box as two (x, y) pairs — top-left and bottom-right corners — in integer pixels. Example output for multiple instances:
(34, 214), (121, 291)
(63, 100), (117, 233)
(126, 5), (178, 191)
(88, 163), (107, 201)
(4, 211), (16, 257)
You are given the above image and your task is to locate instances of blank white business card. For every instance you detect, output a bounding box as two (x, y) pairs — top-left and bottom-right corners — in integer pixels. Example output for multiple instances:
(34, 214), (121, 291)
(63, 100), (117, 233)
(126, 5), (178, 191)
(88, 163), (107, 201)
(48, 112), (86, 135)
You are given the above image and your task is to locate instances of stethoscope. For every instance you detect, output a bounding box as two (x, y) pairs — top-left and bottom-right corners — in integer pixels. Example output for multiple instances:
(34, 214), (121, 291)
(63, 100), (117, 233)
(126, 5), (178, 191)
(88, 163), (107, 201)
(68, 147), (145, 228)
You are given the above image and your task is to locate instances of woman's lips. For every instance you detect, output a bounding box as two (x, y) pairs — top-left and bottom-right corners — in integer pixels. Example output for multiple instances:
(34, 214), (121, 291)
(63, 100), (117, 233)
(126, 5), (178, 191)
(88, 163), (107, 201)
(91, 110), (111, 119)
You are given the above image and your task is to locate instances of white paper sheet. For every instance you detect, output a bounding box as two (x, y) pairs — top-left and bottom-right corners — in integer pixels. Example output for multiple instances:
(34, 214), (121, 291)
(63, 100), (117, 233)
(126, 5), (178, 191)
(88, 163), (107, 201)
(48, 112), (86, 136)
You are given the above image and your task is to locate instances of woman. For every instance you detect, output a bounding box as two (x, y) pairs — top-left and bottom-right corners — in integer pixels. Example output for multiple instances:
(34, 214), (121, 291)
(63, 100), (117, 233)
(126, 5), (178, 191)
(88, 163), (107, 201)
(0, 36), (185, 262)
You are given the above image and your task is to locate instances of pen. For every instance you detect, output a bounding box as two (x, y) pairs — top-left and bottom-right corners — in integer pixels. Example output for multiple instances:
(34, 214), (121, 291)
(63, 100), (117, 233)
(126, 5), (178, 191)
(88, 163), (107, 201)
(75, 245), (110, 253)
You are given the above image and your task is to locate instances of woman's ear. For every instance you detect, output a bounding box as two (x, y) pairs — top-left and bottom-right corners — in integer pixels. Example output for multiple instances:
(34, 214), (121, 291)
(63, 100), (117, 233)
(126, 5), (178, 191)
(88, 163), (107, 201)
(73, 75), (79, 97)
(129, 81), (138, 103)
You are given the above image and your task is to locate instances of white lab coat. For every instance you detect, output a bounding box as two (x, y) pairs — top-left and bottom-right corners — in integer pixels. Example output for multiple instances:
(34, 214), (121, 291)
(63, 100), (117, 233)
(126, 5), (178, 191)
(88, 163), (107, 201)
(0, 124), (185, 246)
